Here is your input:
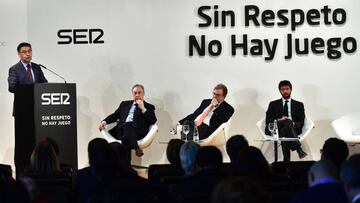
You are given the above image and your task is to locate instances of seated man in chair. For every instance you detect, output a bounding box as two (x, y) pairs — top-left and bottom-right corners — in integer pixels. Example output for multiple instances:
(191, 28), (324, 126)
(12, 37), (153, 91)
(265, 80), (307, 162)
(178, 84), (234, 140)
(99, 84), (157, 157)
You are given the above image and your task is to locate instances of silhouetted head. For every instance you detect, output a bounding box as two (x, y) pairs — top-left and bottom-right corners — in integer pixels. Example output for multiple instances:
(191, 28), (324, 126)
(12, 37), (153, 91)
(88, 139), (116, 180)
(308, 160), (338, 187)
(196, 146), (223, 170)
(180, 141), (200, 175)
(30, 141), (61, 174)
(226, 135), (249, 163)
(44, 137), (60, 156)
(321, 137), (349, 170)
(234, 146), (270, 181)
(166, 139), (185, 168)
(109, 142), (131, 169)
(87, 138), (108, 163)
(212, 177), (269, 203)
(340, 154), (360, 201)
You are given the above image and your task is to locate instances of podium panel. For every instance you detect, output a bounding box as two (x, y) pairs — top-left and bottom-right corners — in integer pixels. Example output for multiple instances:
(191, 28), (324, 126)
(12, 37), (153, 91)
(14, 83), (77, 175)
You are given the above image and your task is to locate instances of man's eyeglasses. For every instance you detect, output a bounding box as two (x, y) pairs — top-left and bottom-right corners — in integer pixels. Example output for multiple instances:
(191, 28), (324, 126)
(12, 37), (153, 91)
(20, 50), (32, 54)
(213, 92), (222, 97)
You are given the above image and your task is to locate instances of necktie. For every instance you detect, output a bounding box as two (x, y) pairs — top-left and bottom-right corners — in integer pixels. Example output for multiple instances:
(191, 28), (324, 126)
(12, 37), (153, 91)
(283, 100), (289, 117)
(195, 105), (213, 126)
(132, 103), (139, 126)
(26, 64), (33, 82)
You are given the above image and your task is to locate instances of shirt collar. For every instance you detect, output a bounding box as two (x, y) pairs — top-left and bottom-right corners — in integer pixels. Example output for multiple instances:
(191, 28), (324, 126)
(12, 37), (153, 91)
(21, 61), (31, 69)
(282, 98), (291, 104)
(312, 177), (338, 187)
(353, 193), (360, 203)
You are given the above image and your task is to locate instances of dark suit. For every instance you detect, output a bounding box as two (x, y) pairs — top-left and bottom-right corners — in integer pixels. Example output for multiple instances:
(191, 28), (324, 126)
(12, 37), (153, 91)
(103, 100), (157, 149)
(8, 61), (47, 177)
(265, 98), (305, 161)
(290, 182), (347, 203)
(179, 99), (234, 140)
(8, 61), (48, 93)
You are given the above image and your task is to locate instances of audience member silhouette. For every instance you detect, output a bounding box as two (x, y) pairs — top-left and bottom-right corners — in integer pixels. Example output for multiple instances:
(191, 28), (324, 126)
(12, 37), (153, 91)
(226, 134), (249, 163)
(233, 146), (271, 183)
(179, 141), (200, 176)
(104, 144), (154, 203)
(74, 138), (116, 203)
(321, 137), (349, 173)
(148, 139), (186, 184)
(172, 146), (225, 196)
(27, 141), (62, 175)
(340, 154), (360, 203)
(290, 160), (347, 203)
(43, 137), (74, 177)
(166, 139), (185, 169)
(0, 178), (31, 203)
(212, 177), (269, 203)
(23, 140), (70, 203)
(109, 142), (138, 178)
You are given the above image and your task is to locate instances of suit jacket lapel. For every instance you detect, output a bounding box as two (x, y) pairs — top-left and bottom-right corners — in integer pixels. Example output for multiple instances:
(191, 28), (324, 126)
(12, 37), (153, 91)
(291, 99), (300, 118)
(277, 99), (283, 117)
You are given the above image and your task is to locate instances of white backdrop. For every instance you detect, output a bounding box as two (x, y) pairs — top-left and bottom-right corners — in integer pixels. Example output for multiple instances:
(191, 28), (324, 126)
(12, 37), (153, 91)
(1, 0), (360, 170)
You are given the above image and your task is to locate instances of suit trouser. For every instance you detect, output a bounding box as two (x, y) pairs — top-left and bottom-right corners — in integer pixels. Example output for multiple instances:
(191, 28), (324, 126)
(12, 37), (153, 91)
(278, 119), (301, 161)
(114, 122), (143, 150)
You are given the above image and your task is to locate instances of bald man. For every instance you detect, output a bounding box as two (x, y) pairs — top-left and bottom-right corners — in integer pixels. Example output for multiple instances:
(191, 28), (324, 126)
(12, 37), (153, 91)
(290, 160), (347, 203)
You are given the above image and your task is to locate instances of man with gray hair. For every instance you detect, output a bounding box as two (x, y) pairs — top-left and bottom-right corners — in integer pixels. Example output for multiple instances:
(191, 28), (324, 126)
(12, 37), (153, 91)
(341, 154), (360, 203)
(179, 141), (200, 176)
(99, 84), (157, 157)
(290, 160), (347, 203)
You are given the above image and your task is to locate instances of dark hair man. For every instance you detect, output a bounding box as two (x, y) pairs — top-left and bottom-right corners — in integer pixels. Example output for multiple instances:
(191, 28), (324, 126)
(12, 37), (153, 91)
(8, 42), (47, 93)
(265, 80), (307, 161)
(8, 42), (48, 177)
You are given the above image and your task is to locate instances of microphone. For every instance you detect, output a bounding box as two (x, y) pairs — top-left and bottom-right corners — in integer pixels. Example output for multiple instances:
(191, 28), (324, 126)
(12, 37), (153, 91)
(35, 63), (67, 83)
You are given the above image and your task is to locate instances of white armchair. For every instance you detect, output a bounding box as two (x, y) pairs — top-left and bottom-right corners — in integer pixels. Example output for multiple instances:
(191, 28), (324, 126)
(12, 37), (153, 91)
(177, 119), (231, 147)
(331, 113), (360, 143)
(256, 116), (315, 142)
(101, 123), (158, 150)
(256, 116), (314, 162)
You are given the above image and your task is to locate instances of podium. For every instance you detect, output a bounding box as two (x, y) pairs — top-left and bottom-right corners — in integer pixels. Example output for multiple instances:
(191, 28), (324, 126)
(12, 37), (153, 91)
(14, 83), (77, 175)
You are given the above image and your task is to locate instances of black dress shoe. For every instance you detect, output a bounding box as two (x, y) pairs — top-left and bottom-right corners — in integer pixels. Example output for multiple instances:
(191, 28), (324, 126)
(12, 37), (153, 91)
(135, 149), (144, 157)
(297, 148), (307, 159)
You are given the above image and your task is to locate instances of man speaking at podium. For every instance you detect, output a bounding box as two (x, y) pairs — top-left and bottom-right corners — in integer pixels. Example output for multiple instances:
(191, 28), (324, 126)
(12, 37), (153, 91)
(7, 42), (48, 177)
(8, 42), (48, 93)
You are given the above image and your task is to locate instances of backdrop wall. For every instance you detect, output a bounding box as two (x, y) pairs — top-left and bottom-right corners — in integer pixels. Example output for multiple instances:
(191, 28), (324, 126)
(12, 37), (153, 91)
(1, 0), (360, 169)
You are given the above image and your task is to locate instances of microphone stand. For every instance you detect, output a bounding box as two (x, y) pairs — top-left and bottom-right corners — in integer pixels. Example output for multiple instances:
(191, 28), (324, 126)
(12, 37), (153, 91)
(38, 64), (67, 83)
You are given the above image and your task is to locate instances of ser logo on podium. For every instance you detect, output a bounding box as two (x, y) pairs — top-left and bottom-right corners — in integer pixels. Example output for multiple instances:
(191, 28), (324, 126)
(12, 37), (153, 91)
(41, 93), (70, 105)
